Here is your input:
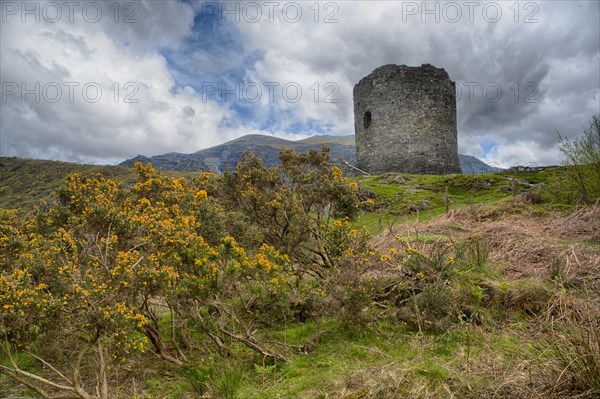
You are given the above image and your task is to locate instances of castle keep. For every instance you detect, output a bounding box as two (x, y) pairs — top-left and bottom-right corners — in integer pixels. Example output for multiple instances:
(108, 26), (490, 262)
(354, 64), (461, 175)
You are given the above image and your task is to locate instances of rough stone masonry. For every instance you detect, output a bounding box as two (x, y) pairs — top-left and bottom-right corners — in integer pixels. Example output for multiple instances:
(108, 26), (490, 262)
(354, 64), (462, 175)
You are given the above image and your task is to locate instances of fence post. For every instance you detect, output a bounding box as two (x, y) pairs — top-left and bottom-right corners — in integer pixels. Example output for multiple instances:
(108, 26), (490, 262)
(444, 186), (449, 215)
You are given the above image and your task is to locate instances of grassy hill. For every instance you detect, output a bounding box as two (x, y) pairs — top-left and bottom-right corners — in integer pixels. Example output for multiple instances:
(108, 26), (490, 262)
(355, 168), (567, 232)
(1, 157), (599, 399)
(0, 157), (194, 209)
(0, 157), (127, 209)
(0, 156), (545, 213)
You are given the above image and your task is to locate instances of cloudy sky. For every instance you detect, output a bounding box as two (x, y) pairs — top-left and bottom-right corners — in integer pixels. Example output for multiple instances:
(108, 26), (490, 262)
(1, 0), (599, 167)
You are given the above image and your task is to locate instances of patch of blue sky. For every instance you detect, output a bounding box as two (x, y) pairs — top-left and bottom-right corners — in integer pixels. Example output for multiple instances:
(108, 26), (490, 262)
(162, 4), (262, 97)
(480, 137), (498, 157)
(163, 2), (333, 137)
(286, 119), (334, 135)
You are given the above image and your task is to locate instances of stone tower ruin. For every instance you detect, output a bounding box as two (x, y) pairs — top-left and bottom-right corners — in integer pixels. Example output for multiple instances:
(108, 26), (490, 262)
(354, 64), (461, 175)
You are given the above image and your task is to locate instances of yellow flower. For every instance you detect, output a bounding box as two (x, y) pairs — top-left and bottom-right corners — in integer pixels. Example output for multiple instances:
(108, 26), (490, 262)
(196, 189), (208, 201)
(331, 166), (342, 181)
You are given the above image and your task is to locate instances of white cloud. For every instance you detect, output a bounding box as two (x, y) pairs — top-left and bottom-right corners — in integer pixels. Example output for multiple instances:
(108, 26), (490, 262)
(0, 0), (237, 163)
(482, 140), (561, 169)
(1, 0), (599, 166)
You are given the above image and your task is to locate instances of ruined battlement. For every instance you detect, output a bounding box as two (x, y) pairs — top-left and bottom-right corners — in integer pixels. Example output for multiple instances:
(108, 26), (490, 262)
(354, 64), (461, 175)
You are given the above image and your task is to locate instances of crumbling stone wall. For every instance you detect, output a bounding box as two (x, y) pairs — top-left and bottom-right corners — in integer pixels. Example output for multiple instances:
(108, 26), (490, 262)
(354, 64), (461, 175)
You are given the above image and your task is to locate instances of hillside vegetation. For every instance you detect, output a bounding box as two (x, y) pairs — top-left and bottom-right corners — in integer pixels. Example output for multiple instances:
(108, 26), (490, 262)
(1, 131), (599, 398)
(0, 157), (194, 210)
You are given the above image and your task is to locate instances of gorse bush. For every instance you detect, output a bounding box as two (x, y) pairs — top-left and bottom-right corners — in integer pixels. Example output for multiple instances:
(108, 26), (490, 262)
(0, 148), (372, 398)
(220, 148), (360, 270)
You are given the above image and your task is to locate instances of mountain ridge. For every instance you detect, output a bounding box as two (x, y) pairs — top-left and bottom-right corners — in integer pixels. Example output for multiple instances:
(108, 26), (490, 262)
(121, 134), (502, 174)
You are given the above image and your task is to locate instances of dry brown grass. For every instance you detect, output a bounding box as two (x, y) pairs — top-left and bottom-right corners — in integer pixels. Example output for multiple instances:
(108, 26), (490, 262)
(378, 204), (600, 293)
(532, 299), (600, 399)
(365, 205), (600, 398)
(546, 206), (600, 242)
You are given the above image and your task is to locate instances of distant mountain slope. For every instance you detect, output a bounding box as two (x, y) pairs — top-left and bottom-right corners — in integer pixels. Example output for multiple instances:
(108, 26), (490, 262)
(121, 135), (356, 173)
(297, 135), (356, 146)
(121, 135), (502, 174)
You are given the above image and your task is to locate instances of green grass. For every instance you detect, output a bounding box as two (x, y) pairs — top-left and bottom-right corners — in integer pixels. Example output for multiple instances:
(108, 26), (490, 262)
(355, 169), (565, 233)
(0, 321), (536, 398)
(229, 320), (535, 399)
